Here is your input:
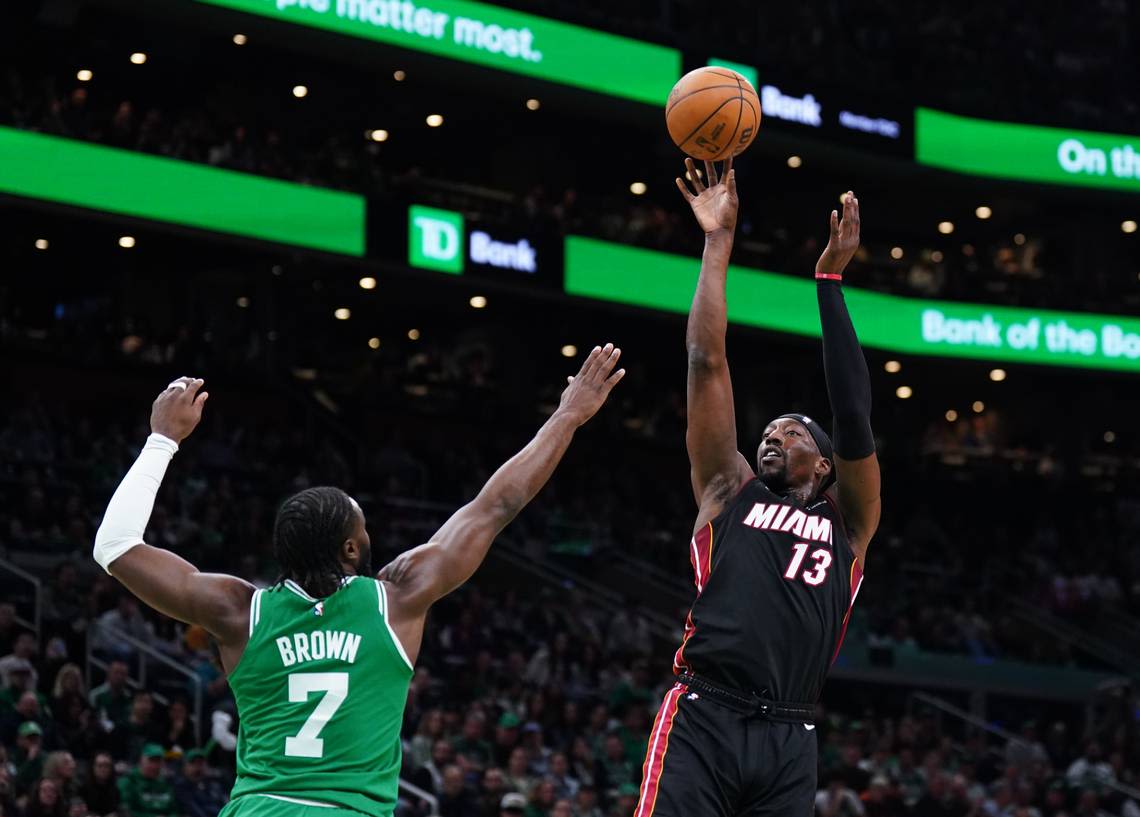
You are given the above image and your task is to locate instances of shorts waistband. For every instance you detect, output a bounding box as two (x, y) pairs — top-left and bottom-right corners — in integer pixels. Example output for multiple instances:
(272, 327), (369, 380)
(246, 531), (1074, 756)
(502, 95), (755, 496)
(676, 673), (815, 724)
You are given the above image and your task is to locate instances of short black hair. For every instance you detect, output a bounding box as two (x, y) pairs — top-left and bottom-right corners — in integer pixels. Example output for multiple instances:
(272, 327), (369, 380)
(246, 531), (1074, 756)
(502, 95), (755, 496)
(272, 486), (356, 599)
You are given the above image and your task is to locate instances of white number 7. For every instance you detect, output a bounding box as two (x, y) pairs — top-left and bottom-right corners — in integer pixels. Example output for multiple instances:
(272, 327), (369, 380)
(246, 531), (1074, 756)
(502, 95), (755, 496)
(285, 672), (348, 759)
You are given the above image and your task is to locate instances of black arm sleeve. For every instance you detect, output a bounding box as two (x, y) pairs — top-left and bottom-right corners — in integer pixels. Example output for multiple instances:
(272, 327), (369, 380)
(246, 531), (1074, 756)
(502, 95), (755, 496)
(818, 280), (875, 459)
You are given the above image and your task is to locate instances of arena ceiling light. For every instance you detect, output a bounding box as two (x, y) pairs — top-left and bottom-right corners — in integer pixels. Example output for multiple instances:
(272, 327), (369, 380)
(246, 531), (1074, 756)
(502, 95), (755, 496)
(561, 344), (577, 358)
(232, 34), (248, 45)
(367, 129), (388, 143)
(937, 221), (954, 234)
(945, 409), (958, 422)
(1123, 220), (1138, 234)
(76, 69), (93, 82)
(883, 360), (901, 373)
(1013, 233), (1026, 245)
(972, 400), (985, 413)
(425, 114), (444, 127)
(236, 296), (250, 308)
(786, 155), (802, 168)
(334, 307), (351, 320)
(407, 328), (421, 340)
(292, 85), (308, 98)
(989, 368), (1007, 382)
(975, 205), (992, 219)
(368, 337), (381, 350)
(930, 250), (944, 262)
(118, 235), (136, 248)
(130, 53), (147, 65)
(393, 70), (406, 81)
(469, 295), (488, 309)
(34, 238), (48, 250)
(526, 99), (541, 111)
(895, 385), (913, 399)
(889, 247), (903, 260)
(1104, 431), (1116, 443)
(629, 182), (647, 195)
(358, 276), (377, 290)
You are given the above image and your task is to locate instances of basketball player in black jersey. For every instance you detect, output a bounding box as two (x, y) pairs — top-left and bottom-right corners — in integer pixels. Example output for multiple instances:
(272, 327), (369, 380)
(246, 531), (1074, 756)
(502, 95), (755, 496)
(633, 158), (881, 817)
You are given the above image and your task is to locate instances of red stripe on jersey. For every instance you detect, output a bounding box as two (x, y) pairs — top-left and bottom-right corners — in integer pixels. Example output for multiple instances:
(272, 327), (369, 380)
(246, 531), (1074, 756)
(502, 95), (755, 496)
(831, 557), (864, 664)
(673, 522), (713, 673)
(635, 683), (685, 817)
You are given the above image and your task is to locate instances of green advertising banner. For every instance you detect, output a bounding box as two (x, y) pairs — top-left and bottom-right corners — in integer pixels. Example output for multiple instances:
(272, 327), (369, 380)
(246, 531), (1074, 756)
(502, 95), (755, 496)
(196, 0), (681, 105)
(565, 237), (1140, 373)
(0, 127), (365, 255)
(916, 107), (1140, 193)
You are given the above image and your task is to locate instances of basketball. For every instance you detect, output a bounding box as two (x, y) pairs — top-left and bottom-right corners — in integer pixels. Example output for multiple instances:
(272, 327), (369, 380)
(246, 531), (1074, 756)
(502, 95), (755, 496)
(665, 66), (761, 161)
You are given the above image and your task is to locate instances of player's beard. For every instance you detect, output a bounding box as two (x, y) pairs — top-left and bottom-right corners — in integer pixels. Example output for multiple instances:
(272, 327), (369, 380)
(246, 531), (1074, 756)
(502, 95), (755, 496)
(759, 461), (790, 493)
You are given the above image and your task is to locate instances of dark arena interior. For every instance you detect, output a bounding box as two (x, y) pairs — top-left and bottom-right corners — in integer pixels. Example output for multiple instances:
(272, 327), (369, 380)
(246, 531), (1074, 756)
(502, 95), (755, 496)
(2, 1), (1140, 816)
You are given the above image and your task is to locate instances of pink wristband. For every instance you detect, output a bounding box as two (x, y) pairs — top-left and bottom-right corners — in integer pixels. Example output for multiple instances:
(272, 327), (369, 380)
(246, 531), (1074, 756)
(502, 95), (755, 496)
(815, 273), (843, 281)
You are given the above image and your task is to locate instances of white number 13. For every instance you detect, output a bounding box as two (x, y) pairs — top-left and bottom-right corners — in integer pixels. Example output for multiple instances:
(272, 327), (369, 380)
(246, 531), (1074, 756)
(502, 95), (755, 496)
(285, 672), (348, 759)
(783, 543), (832, 586)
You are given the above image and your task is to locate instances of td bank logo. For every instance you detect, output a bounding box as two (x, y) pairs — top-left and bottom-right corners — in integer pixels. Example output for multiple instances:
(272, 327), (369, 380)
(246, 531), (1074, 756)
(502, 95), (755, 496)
(409, 206), (464, 274)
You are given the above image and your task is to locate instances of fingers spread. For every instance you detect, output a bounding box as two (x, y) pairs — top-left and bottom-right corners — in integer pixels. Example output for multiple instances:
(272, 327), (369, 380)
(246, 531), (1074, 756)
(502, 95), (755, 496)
(606, 368), (627, 388)
(185, 378), (205, 400)
(704, 159), (718, 187)
(675, 177), (694, 202)
(597, 346), (621, 379)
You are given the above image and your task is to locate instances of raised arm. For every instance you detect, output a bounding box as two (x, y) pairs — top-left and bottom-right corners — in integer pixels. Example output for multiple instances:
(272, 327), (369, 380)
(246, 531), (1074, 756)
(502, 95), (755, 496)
(94, 378), (253, 672)
(816, 192), (881, 563)
(676, 157), (754, 527)
(380, 345), (625, 658)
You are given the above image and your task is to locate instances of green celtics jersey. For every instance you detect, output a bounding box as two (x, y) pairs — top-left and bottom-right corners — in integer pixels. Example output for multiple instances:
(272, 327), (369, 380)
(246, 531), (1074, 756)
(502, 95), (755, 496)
(227, 576), (413, 816)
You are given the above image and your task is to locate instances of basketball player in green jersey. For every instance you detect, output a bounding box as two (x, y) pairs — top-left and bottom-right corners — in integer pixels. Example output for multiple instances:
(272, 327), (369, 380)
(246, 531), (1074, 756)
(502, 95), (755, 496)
(93, 343), (627, 817)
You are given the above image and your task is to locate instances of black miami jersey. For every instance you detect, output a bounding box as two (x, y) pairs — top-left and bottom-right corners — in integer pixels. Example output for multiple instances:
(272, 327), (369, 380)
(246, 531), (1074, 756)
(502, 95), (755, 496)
(673, 478), (863, 704)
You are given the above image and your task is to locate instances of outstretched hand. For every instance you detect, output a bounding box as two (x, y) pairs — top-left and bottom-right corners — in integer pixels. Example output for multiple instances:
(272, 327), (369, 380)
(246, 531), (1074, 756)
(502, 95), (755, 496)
(816, 191), (861, 279)
(676, 157), (738, 236)
(150, 376), (209, 443)
(559, 343), (625, 426)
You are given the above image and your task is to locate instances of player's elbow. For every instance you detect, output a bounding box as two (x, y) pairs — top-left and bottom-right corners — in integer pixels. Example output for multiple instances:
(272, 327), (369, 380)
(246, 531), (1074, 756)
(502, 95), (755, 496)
(686, 344), (726, 372)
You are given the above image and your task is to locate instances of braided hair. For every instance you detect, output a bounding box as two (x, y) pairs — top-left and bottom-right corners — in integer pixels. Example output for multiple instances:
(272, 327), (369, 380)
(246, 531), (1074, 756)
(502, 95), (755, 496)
(272, 486), (356, 599)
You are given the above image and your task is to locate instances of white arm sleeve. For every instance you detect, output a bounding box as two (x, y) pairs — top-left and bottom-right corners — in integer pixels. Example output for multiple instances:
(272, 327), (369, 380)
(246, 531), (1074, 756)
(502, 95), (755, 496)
(212, 710), (238, 751)
(93, 433), (179, 574)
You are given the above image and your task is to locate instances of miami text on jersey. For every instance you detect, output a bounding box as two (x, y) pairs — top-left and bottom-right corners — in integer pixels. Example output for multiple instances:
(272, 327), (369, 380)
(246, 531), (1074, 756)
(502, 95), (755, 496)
(740, 503), (833, 544)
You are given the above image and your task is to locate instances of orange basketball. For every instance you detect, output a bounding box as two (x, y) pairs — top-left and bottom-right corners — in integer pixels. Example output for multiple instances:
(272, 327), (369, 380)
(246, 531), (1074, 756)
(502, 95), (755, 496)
(665, 66), (761, 161)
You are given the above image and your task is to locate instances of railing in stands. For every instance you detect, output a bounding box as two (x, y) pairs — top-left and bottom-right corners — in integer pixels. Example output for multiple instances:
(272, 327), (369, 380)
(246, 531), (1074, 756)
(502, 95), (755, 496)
(86, 624), (204, 747)
(1008, 598), (1140, 678)
(908, 691), (1140, 809)
(0, 556), (42, 638)
(398, 778), (440, 816)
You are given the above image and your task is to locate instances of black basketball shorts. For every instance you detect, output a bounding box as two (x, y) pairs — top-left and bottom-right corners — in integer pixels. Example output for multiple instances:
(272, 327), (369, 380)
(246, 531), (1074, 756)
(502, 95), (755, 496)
(633, 682), (818, 817)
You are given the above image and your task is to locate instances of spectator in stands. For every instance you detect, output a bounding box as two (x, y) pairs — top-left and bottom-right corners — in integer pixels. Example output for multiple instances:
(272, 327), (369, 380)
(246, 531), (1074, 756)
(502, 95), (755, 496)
(43, 563), (87, 648)
(116, 743), (175, 817)
(595, 734), (634, 798)
(51, 665), (86, 721)
(547, 753), (579, 801)
(500, 791), (527, 817)
(478, 767), (509, 817)
(0, 762), (17, 816)
(1067, 742), (1115, 790)
(611, 782), (639, 817)
(453, 710), (493, 772)
(412, 739), (454, 800)
(0, 632), (40, 689)
(505, 747), (535, 797)
(91, 596), (155, 662)
(173, 748), (227, 817)
(159, 698), (193, 753)
(42, 751), (79, 802)
(78, 752), (119, 817)
(88, 661), (132, 729)
(527, 779), (557, 817)
(1007, 722), (1051, 774)
(25, 777), (65, 817)
(438, 764), (478, 817)
(13, 721), (47, 794)
(573, 783), (605, 817)
(816, 772), (865, 817)
(409, 708), (445, 770)
(493, 713), (521, 767)
(110, 691), (161, 762)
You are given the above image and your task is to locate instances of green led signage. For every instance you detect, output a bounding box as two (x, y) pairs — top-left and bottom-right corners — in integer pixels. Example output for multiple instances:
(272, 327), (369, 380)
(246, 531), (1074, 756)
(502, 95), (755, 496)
(408, 205), (464, 273)
(196, 0), (681, 105)
(0, 127), (365, 255)
(916, 108), (1140, 193)
(565, 237), (1140, 373)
